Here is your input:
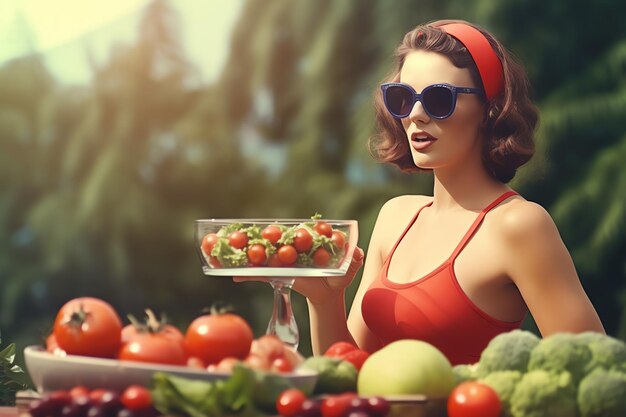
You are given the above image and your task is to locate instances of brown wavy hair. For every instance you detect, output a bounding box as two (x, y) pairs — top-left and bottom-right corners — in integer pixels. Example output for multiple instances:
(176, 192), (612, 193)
(369, 20), (538, 183)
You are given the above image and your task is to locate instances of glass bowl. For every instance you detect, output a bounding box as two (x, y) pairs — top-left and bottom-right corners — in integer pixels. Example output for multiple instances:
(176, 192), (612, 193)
(194, 218), (358, 277)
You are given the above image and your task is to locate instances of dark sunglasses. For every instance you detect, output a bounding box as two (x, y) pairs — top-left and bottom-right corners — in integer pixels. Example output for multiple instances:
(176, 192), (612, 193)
(381, 82), (484, 119)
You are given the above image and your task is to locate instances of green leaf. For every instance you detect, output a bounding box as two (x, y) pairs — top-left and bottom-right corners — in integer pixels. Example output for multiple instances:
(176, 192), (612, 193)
(0, 343), (16, 364)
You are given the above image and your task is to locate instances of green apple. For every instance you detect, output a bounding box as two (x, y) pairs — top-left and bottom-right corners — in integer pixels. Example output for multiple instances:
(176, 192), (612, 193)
(357, 339), (455, 397)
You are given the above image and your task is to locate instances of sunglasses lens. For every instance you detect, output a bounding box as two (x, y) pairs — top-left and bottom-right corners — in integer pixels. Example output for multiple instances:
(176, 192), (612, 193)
(385, 85), (414, 117)
(423, 86), (454, 118)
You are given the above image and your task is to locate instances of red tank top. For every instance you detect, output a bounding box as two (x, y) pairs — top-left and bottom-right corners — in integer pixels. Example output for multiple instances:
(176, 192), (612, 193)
(361, 191), (525, 365)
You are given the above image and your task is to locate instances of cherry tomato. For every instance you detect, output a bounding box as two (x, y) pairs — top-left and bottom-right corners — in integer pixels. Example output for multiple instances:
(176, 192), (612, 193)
(330, 231), (346, 251)
(293, 229), (313, 253)
(53, 297), (122, 358)
(324, 341), (358, 357)
(312, 247), (331, 267)
(447, 381), (501, 417)
(201, 233), (219, 256)
(243, 353), (271, 370)
(120, 385), (152, 411)
(214, 357), (240, 372)
(262, 225), (282, 245)
(340, 349), (370, 371)
(277, 245), (298, 265)
(276, 388), (307, 417)
(187, 356), (205, 369)
(321, 392), (358, 417)
(314, 221), (333, 238)
(228, 231), (249, 249)
(267, 253), (283, 267)
(69, 386), (90, 400)
(367, 396), (391, 416)
(184, 312), (253, 365)
(88, 388), (109, 403)
(250, 334), (286, 368)
(45, 333), (65, 355)
(271, 357), (294, 373)
(247, 244), (267, 266)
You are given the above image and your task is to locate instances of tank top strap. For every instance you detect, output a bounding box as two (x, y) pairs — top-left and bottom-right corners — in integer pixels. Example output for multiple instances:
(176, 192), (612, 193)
(448, 191), (519, 261)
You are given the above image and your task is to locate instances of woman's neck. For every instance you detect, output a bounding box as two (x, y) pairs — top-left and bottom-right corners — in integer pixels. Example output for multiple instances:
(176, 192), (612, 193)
(430, 157), (509, 213)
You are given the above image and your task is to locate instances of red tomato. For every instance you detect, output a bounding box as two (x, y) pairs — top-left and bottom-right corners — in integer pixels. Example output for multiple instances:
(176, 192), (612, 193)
(68, 386), (90, 400)
(228, 231), (249, 249)
(314, 221), (333, 238)
(330, 231), (346, 251)
(120, 385), (152, 411)
(293, 229), (313, 253)
(214, 357), (240, 373)
(184, 313), (253, 365)
(276, 388), (307, 417)
(53, 297), (122, 358)
(341, 350), (370, 371)
(312, 247), (331, 267)
(187, 356), (205, 369)
(321, 392), (358, 417)
(247, 244), (267, 266)
(267, 253), (283, 267)
(88, 389), (109, 403)
(243, 353), (271, 371)
(271, 357), (294, 373)
(447, 381), (501, 417)
(277, 245), (298, 265)
(250, 335), (285, 361)
(121, 323), (184, 345)
(45, 333), (65, 355)
(324, 341), (358, 357)
(201, 233), (219, 256)
(262, 225), (282, 244)
(118, 331), (186, 365)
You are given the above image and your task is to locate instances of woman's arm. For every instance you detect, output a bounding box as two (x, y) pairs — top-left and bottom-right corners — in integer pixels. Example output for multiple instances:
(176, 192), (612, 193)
(498, 201), (605, 335)
(308, 197), (404, 354)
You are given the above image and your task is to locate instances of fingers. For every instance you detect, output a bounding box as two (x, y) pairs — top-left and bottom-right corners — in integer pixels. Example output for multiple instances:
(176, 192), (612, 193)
(233, 276), (270, 283)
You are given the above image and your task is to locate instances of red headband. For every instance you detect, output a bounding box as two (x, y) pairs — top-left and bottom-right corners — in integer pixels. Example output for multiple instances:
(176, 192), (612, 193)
(437, 23), (504, 100)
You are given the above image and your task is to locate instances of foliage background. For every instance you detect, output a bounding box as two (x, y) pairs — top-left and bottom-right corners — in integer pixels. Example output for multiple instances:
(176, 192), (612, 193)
(1, 0), (625, 378)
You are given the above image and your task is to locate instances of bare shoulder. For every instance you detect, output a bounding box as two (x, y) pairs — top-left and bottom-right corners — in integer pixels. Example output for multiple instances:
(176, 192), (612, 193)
(491, 198), (560, 244)
(378, 194), (432, 220)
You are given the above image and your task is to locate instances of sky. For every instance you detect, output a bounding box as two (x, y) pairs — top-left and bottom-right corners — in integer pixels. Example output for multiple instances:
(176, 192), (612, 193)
(0, 0), (244, 84)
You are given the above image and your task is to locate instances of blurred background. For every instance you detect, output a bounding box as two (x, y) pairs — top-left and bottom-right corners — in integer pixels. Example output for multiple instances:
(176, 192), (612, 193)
(1, 0), (625, 370)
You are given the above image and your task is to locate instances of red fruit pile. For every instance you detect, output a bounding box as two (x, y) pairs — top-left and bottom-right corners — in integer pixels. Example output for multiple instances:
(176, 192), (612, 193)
(28, 385), (156, 417)
(276, 390), (390, 417)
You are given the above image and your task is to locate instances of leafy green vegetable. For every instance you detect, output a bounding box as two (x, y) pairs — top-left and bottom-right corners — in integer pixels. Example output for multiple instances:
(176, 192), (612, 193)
(299, 356), (357, 394)
(151, 364), (298, 417)
(211, 238), (248, 267)
(0, 331), (28, 406)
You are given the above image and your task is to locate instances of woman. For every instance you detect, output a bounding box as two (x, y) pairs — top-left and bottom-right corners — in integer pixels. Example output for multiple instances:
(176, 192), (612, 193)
(237, 20), (605, 365)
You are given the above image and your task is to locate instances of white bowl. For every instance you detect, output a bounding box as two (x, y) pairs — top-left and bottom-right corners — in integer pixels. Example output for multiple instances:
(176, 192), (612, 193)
(24, 346), (317, 394)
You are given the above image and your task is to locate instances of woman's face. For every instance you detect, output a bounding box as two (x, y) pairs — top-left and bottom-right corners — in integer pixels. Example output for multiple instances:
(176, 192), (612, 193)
(399, 50), (485, 172)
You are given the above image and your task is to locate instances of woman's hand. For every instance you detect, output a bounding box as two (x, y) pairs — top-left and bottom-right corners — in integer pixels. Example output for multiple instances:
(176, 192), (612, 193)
(233, 247), (365, 304)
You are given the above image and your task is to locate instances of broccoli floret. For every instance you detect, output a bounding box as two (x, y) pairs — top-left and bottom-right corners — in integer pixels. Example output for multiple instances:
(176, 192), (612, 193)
(528, 333), (592, 384)
(479, 370), (522, 417)
(510, 370), (577, 417)
(452, 363), (479, 384)
(575, 332), (626, 373)
(478, 330), (540, 376)
(577, 368), (626, 417)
